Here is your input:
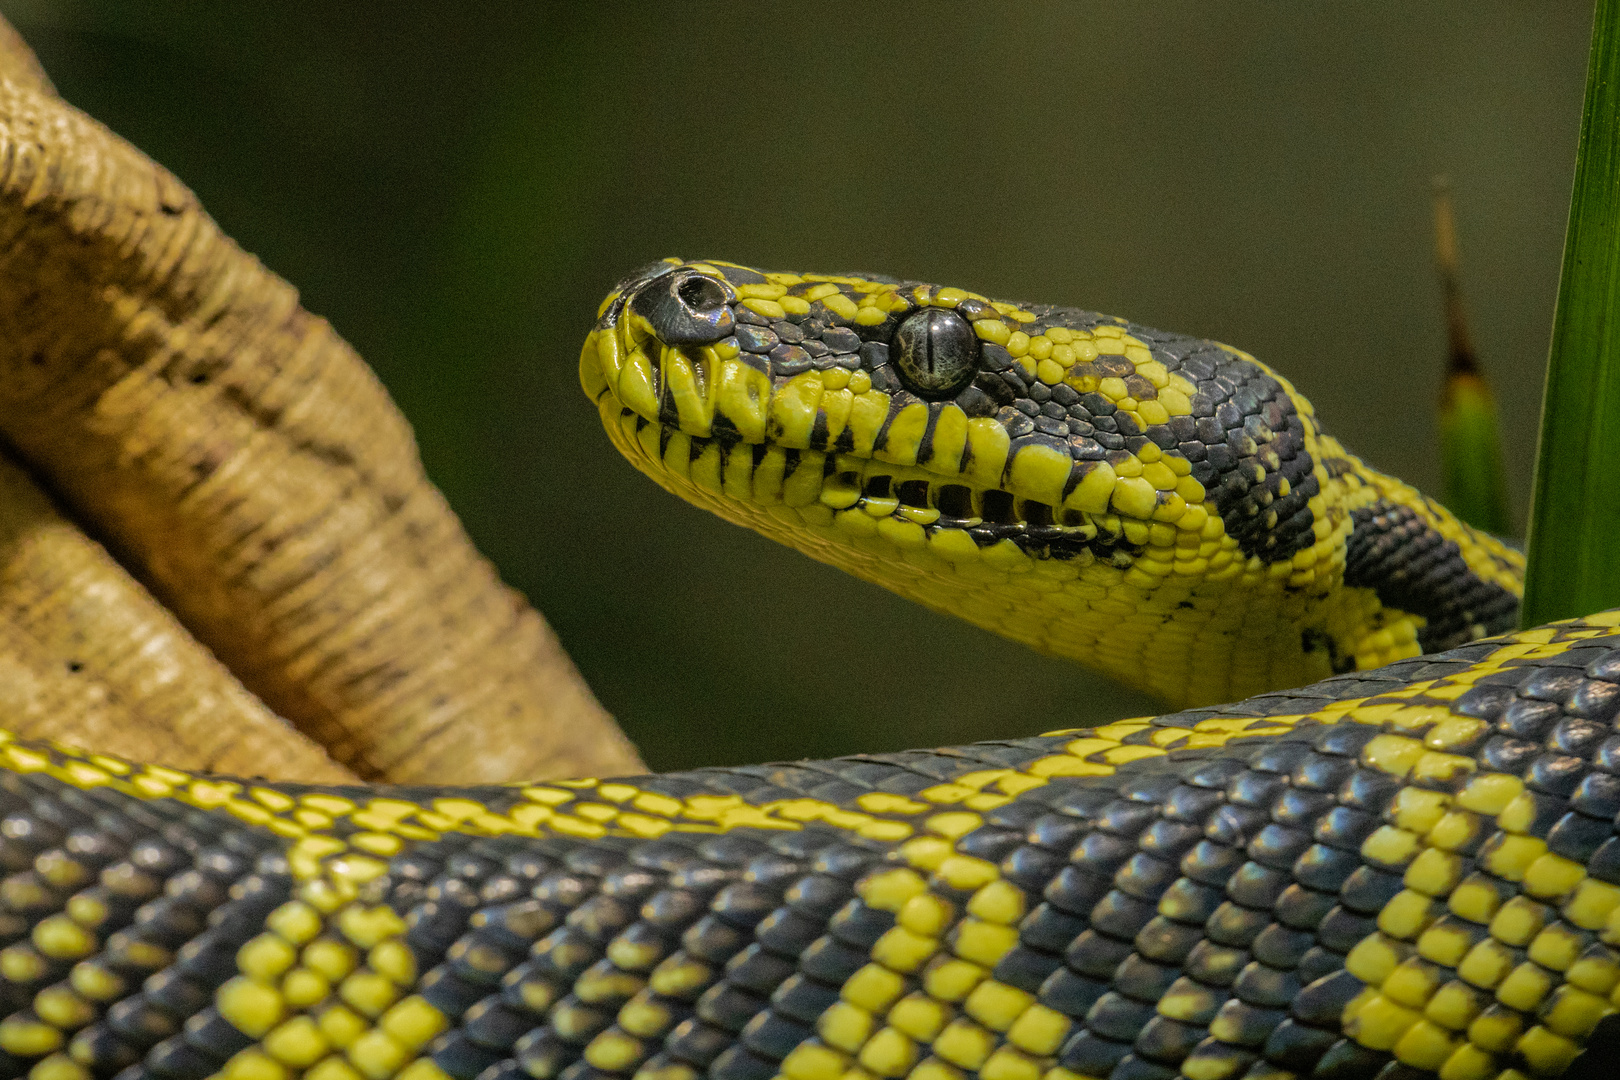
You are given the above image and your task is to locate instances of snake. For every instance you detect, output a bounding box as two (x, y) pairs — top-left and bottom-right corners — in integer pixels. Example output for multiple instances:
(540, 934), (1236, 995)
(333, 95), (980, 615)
(0, 258), (1610, 1080)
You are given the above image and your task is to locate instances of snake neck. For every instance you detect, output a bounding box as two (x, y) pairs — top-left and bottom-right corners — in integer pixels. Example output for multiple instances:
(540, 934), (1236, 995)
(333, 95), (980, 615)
(583, 260), (1524, 707)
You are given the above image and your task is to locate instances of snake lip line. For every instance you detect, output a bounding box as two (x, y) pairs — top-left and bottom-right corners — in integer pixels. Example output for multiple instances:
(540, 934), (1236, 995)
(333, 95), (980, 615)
(607, 402), (1145, 566)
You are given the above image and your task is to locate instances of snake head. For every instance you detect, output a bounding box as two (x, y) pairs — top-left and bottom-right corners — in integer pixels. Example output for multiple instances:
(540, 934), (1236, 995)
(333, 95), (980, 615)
(584, 258), (1125, 509)
(582, 259), (1522, 706)
(583, 258), (1224, 553)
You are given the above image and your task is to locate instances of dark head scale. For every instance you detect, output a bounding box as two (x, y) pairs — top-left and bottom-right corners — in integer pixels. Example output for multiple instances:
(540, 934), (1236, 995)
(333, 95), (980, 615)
(629, 268), (735, 346)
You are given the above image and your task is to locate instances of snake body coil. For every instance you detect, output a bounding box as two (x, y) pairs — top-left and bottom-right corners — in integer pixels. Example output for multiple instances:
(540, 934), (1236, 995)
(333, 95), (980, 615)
(0, 264), (1608, 1080)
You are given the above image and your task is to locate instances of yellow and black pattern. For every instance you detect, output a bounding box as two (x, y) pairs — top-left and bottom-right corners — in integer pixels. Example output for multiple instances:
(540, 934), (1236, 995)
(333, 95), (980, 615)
(0, 261), (1573, 1080)
(580, 260), (1523, 707)
(0, 613), (1617, 1080)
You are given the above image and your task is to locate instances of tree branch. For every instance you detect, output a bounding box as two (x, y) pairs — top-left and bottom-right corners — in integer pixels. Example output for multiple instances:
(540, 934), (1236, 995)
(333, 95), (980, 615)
(0, 18), (641, 783)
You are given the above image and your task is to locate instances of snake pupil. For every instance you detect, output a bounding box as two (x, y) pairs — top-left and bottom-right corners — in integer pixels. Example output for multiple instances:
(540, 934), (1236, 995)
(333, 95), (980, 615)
(892, 308), (978, 399)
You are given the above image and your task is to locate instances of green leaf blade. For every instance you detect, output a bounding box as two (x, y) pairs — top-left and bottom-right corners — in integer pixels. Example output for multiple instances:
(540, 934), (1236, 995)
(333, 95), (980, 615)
(1523, 0), (1620, 627)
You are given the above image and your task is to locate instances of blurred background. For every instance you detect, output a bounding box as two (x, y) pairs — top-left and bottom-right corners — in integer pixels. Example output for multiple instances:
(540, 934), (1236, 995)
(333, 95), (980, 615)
(0, 1), (1592, 771)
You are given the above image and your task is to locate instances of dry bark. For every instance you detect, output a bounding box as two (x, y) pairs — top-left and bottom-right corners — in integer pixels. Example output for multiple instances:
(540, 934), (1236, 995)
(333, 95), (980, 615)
(0, 20), (641, 783)
(0, 454), (353, 780)
(0, 17), (50, 97)
(0, 24), (353, 782)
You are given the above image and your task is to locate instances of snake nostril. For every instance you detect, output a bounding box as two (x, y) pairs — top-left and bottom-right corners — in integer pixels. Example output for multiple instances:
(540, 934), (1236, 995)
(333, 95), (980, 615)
(676, 274), (727, 314)
(630, 270), (735, 345)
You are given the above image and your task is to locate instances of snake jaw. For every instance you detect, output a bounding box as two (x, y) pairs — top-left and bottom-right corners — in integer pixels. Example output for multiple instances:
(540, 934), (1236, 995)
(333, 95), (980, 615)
(583, 259), (1524, 706)
(586, 269), (1135, 563)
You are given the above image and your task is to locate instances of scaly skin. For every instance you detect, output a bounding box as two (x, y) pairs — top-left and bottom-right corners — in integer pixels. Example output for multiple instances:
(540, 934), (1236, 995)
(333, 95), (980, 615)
(0, 263), (1603, 1080)
(0, 616), (1618, 1080)
(581, 260), (1524, 707)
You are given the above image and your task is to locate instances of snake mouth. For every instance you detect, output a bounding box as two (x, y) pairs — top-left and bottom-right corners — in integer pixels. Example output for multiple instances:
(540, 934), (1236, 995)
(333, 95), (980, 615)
(579, 258), (1192, 567)
(591, 397), (1146, 566)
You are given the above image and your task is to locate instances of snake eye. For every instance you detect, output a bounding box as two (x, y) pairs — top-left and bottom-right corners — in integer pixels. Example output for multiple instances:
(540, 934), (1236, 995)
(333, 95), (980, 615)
(630, 270), (735, 345)
(892, 308), (979, 399)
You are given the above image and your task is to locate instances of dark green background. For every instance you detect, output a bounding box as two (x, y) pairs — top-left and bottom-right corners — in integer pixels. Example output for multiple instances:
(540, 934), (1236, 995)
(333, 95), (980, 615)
(0, 2), (1591, 771)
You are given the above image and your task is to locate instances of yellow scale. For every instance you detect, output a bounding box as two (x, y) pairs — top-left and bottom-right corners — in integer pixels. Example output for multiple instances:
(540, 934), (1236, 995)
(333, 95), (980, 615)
(0, 616), (1615, 1080)
(0, 260), (1555, 1080)
(584, 264), (1524, 710)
